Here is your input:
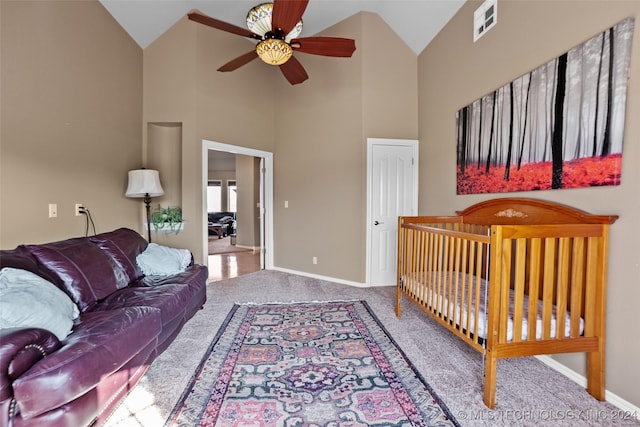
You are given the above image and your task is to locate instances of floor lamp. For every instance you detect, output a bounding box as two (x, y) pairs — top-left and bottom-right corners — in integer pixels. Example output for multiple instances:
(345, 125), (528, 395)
(125, 169), (164, 243)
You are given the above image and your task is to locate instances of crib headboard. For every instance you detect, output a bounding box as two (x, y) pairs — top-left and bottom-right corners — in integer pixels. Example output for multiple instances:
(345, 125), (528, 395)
(456, 198), (618, 226)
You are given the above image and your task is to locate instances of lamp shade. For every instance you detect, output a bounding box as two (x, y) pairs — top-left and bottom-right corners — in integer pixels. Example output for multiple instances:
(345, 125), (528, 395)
(125, 169), (164, 198)
(256, 39), (293, 65)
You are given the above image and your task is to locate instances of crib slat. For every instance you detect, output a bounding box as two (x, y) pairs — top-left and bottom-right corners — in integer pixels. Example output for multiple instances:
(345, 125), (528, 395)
(542, 238), (556, 340)
(406, 230), (412, 295)
(411, 230), (424, 303)
(512, 239), (527, 342)
(570, 238), (586, 337)
(527, 238), (542, 340)
(436, 234), (445, 318)
(445, 233), (454, 320)
(451, 237), (461, 328)
(425, 230), (433, 311)
(411, 230), (423, 301)
(460, 237), (469, 337)
(412, 230), (419, 299)
(406, 228), (414, 298)
(432, 228), (440, 311)
(473, 241), (483, 340)
(426, 230), (432, 304)
(498, 239), (512, 343)
(583, 237), (599, 337)
(444, 234), (452, 319)
(556, 238), (571, 339)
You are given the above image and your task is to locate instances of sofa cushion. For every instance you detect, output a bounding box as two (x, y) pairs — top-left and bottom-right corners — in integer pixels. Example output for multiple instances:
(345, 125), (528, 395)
(97, 282), (199, 327)
(23, 238), (129, 311)
(12, 306), (162, 420)
(0, 247), (60, 285)
(89, 228), (148, 284)
(0, 268), (79, 340)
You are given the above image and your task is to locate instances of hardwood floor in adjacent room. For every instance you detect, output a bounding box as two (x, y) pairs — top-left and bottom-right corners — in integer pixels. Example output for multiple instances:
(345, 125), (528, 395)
(207, 236), (260, 281)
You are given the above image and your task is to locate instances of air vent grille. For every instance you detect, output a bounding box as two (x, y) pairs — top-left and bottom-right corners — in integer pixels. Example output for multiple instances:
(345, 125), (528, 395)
(474, 0), (497, 42)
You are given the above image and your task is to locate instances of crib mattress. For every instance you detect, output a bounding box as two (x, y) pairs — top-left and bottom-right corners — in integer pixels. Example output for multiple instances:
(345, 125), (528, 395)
(402, 272), (584, 342)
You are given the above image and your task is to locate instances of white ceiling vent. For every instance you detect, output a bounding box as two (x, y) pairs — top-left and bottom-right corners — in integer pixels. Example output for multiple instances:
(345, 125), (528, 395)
(474, 0), (497, 42)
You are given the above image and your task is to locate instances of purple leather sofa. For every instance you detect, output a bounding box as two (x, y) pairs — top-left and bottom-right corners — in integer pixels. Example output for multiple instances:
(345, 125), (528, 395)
(0, 228), (207, 426)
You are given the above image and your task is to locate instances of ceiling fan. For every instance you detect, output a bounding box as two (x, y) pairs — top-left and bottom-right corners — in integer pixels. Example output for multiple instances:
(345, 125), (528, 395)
(188, 0), (356, 85)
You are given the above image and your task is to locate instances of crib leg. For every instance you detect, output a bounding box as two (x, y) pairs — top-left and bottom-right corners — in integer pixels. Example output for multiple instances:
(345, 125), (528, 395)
(395, 289), (402, 317)
(483, 351), (497, 409)
(586, 350), (606, 401)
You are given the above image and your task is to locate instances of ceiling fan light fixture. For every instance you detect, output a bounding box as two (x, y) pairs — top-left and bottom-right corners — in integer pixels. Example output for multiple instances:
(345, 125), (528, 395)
(247, 3), (303, 41)
(256, 38), (293, 65)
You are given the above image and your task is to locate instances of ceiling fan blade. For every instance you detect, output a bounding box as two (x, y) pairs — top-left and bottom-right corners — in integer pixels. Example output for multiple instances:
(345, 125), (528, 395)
(217, 51), (259, 72)
(272, 0), (309, 35)
(188, 12), (261, 40)
(291, 37), (356, 57)
(279, 56), (309, 85)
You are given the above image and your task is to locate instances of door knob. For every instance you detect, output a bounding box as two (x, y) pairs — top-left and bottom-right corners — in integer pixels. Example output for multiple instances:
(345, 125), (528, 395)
(374, 220), (383, 225)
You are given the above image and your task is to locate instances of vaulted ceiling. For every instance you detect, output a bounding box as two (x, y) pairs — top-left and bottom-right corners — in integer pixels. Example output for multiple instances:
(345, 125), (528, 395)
(100, 0), (465, 55)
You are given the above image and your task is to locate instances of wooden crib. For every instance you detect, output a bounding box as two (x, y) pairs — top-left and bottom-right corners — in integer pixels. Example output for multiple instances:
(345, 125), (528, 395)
(396, 198), (617, 408)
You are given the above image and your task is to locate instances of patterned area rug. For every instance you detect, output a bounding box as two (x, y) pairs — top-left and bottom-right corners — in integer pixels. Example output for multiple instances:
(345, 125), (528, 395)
(165, 301), (459, 427)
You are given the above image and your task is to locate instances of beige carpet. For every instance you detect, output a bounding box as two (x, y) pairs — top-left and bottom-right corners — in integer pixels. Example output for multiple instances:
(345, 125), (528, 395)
(105, 271), (640, 427)
(207, 236), (251, 255)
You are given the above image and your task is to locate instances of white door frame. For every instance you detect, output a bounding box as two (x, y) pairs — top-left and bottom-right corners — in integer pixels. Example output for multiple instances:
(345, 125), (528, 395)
(201, 140), (274, 270)
(365, 138), (419, 286)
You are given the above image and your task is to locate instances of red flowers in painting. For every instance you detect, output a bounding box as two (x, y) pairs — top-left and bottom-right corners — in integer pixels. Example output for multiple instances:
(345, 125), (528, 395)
(457, 154), (621, 195)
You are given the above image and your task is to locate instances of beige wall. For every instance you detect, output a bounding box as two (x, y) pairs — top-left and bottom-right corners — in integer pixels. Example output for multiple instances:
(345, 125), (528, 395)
(142, 14), (276, 259)
(148, 123), (183, 210)
(419, 0), (640, 408)
(144, 12), (418, 280)
(273, 13), (418, 282)
(0, 1), (142, 248)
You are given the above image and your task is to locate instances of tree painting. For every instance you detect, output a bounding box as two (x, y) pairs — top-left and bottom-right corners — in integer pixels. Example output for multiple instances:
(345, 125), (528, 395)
(456, 17), (634, 195)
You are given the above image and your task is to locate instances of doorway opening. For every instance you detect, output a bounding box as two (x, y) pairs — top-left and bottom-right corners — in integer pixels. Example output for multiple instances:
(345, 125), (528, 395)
(202, 140), (274, 281)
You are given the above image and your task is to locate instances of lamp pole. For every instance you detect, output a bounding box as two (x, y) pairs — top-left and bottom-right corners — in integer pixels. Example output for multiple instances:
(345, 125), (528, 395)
(144, 193), (152, 243)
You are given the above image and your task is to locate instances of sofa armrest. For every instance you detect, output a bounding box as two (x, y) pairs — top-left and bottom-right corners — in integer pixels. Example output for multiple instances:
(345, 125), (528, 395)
(0, 328), (61, 401)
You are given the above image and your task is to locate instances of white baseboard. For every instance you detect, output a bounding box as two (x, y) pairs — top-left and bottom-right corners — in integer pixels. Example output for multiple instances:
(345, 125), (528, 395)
(271, 267), (396, 288)
(271, 267), (369, 288)
(536, 355), (640, 415)
(235, 244), (260, 253)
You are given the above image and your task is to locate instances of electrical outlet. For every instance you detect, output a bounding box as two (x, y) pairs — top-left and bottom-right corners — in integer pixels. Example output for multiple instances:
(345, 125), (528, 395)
(75, 203), (83, 216)
(48, 203), (57, 218)
(312, 256), (318, 265)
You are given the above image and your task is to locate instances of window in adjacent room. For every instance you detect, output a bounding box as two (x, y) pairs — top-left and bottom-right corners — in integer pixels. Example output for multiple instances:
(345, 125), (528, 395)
(207, 180), (222, 212)
(227, 180), (237, 212)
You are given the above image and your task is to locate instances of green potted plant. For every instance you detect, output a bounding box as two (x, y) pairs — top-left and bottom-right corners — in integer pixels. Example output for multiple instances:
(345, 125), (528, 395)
(151, 206), (184, 234)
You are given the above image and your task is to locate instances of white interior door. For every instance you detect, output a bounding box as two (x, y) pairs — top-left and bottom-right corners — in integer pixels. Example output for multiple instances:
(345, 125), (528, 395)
(367, 138), (418, 286)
